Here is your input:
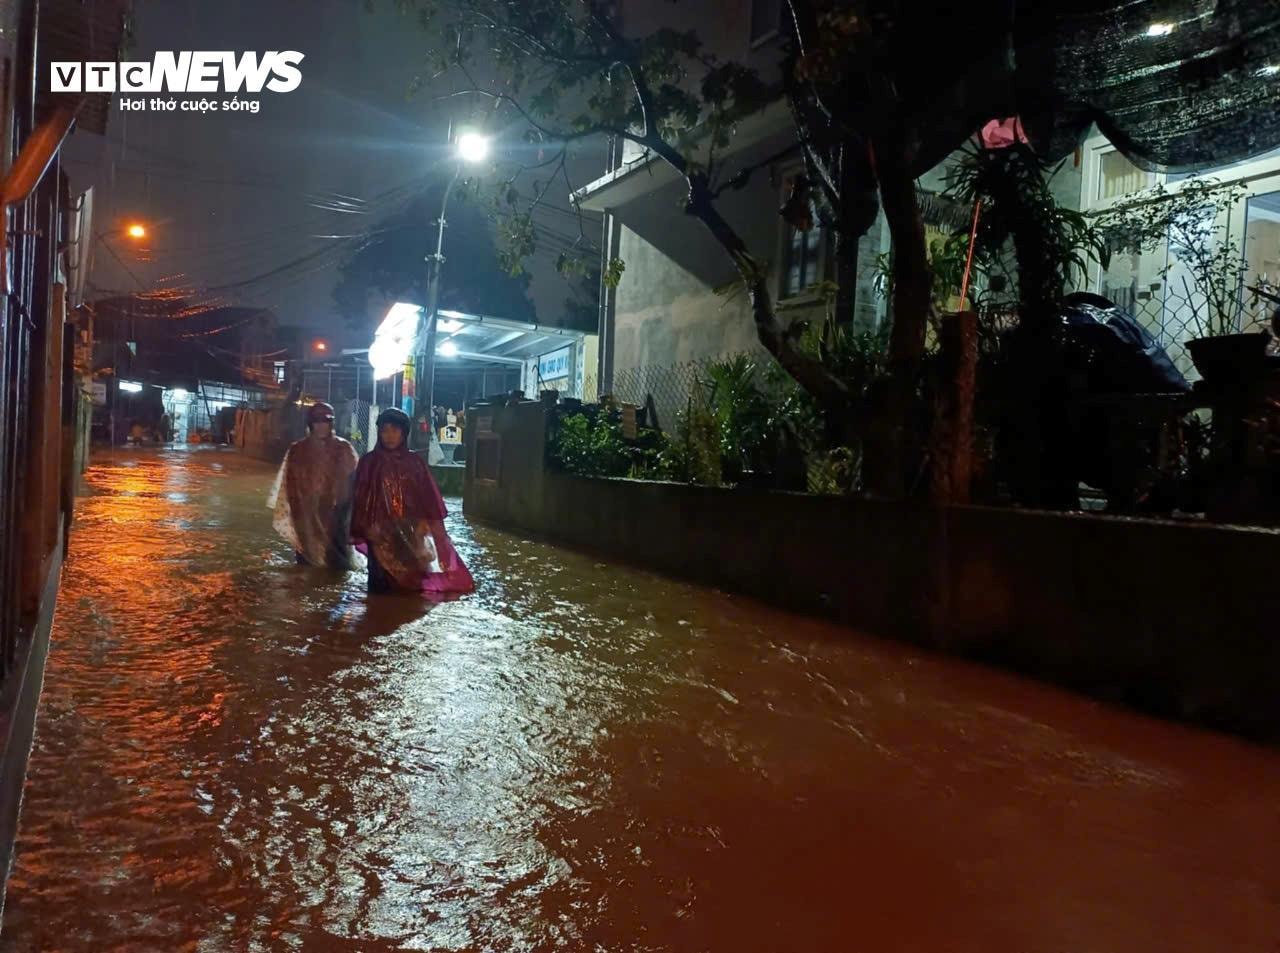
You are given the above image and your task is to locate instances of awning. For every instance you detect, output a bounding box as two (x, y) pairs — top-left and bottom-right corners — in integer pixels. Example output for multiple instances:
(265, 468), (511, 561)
(432, 309), (586, 368)
(350, 307), (587, 373)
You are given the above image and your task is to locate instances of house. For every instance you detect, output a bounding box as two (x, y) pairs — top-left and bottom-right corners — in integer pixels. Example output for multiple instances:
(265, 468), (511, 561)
(575, 0), (1280, 392)
(0, 0), (133, 915)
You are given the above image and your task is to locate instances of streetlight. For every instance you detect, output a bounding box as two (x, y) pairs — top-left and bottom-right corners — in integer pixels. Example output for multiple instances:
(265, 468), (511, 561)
(95, 220), (153, 446)
(417, 129), (490, 448)
(456, 132), (490, 164)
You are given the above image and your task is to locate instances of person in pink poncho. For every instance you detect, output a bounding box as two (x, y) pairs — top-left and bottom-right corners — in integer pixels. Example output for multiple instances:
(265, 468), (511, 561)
(350, 407), (475, 600)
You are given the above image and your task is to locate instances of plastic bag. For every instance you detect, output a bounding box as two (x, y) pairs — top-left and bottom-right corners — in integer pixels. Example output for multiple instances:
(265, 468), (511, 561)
(427, 433), (445, 466)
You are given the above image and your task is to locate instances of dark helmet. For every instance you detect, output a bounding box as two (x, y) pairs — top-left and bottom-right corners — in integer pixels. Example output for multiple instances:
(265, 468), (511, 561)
(307, 401), (335, 425)
(375, 407), (411, 434)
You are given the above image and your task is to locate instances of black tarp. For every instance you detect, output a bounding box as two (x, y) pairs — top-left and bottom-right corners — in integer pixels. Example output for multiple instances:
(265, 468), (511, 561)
(888, 0), (1280, 174)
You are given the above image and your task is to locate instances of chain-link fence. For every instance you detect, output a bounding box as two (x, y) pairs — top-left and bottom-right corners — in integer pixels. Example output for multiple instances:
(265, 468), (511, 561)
(582, 360), (715, 437)
(578, 352), (862, 496)
(342, 399), (374, 453)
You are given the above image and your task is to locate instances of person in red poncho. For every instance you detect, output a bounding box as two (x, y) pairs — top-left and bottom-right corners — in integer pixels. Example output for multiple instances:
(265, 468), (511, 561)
(351, 407), (475, 600)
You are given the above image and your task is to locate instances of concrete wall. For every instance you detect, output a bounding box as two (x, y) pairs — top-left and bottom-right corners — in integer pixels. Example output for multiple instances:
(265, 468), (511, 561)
(611, 174), (887, 376)
(238, 404), (306, 464)
(613, 225), (763, 371)
(465, 403), (1280, 740)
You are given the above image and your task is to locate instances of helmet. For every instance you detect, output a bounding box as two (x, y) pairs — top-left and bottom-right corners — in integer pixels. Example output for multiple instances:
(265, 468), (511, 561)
(375, 407), (411, 434)
(307, 401), (335, 424)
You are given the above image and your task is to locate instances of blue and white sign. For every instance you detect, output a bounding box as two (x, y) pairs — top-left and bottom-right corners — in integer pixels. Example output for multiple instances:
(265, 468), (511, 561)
(538, 345), (571, 382)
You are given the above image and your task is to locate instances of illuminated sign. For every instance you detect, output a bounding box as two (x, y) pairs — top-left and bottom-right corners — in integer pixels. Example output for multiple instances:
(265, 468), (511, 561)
(538, 346), (571, 382)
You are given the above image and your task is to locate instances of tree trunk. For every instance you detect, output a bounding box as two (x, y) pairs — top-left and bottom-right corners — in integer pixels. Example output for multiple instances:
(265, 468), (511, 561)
(864, 132), (932, 497)
(683, 175), (852, 420)
(930, 310), (977, 504)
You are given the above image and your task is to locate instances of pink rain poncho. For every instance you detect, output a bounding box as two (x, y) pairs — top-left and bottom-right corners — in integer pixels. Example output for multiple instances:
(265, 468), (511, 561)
(350, 442), (474, 600)
(268, 432), (360, 568)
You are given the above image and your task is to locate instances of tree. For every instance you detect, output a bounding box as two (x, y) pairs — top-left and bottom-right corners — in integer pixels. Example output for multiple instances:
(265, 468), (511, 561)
(333, 181), (536, 330)
(378, 0), (946, 493)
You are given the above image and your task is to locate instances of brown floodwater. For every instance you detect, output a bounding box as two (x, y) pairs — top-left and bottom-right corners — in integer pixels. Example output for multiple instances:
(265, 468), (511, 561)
(3, 447), (1279, 952)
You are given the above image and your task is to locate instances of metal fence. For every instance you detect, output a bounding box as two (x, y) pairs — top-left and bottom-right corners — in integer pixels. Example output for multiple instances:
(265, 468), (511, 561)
(1100, 274), (1274, 380)
(582, 359), (717, 437)
(344, 399), (375, 453)
(580, 353), (854, 495)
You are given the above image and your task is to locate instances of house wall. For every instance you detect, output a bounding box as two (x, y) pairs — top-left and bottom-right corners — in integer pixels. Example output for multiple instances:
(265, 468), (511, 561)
(601, 8), (1105, 380)
(610, 165), (888, 376)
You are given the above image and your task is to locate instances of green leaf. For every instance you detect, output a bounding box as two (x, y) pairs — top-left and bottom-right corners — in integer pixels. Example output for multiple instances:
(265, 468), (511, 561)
(603, 257), (626, 288)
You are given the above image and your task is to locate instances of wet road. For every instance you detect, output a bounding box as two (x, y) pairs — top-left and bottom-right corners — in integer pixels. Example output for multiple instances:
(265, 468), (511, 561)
(4, 448), (1280, 952)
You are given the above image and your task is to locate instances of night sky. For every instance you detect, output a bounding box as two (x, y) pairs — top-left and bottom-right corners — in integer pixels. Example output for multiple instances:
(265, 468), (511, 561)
(64, 0), (600, 347)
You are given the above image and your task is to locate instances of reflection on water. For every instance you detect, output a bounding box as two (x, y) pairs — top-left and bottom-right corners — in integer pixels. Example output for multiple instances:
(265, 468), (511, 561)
(4, 447), (1280, 951)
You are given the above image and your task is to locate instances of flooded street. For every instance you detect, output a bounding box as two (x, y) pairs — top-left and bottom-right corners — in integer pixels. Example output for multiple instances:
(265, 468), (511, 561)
(4, 447), (1280, 951)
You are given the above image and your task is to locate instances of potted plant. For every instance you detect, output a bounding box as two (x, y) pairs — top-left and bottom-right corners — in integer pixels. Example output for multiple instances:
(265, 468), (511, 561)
(1099, 179), (1272, 384)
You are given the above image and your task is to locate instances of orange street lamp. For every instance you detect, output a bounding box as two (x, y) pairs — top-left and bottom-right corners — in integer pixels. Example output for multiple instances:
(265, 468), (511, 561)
(125, 222), (147, 240)
(312, 339), (329, 354)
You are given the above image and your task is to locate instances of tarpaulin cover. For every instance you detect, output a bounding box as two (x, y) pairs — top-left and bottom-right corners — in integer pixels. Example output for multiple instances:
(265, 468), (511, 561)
(351, 444), (475, 601)
(268, 433), (359, 568)
(881, 0), (1280, 174)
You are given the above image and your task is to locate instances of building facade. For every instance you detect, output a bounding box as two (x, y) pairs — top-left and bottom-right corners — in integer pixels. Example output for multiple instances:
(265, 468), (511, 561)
(576, 0), (1280, 392)
(0, 0), (131, 917)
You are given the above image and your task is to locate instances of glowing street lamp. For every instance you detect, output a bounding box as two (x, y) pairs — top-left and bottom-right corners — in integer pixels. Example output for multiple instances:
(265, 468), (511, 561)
(125, 222), (147, 240)
(456, 131), (490, 164)
(437, 340), (458, 358)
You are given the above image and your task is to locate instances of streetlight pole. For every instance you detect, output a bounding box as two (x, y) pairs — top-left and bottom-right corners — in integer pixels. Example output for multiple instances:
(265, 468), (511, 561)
(417, 163), (461, 447)
(415, 130), (489, 450)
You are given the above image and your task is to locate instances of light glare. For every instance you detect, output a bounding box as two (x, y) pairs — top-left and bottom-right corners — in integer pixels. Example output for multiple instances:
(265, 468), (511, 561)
(456, 132), (490, 163)
(438, 340), (459, 358)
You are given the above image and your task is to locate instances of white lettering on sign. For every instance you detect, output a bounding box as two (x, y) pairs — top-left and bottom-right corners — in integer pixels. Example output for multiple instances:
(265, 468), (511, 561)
(50, 51), (305, 94)
(538, 346), (571, 382)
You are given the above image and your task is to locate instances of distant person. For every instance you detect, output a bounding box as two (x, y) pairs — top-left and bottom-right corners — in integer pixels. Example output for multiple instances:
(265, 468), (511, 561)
(159, 413), (173, 443)
(351, 407), (474, 600)
(268, 402), (359, 568)
(433, 405), (447, 431)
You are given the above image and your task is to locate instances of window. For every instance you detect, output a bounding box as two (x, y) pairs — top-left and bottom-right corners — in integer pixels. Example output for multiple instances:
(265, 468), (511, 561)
(1243, 189), (1280, 330)
(782, 223), (824, 298)
(1098, 150), (1154, 201)
(1082, 137), (1280, 377)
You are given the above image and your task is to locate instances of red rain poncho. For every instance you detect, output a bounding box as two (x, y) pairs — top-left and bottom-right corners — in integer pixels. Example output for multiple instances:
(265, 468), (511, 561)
(268, 433), (359, 568)
(350, 444), (474, 600)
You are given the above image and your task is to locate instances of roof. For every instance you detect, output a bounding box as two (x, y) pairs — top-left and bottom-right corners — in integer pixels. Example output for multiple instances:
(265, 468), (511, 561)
(574, 99), (792, 212)
(38, 0), (133, 135)
(433, 309), (587, 367)
(347, 307), (589, 373)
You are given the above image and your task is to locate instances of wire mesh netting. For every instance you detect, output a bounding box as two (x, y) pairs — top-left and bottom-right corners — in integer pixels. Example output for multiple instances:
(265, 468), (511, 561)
(579, 353), (859, 496)
(582, 360), (712, 437)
